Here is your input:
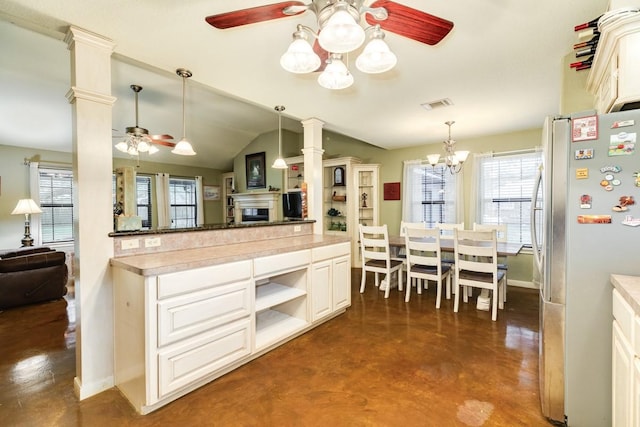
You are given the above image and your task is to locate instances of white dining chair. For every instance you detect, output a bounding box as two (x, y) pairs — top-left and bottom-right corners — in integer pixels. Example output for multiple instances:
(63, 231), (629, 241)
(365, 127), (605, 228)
(435, 222), (464, 239)
(473, 222), (508, 302)
(359, 224), (404, 298)
(453, 229), (505, 321)
(395, 221), (428, 287)
(404, 227), (452, 308)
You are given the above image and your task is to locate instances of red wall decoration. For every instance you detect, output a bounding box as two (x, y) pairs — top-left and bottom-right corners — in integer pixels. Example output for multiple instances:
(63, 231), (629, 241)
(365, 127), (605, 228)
(383, 182), (401, 200)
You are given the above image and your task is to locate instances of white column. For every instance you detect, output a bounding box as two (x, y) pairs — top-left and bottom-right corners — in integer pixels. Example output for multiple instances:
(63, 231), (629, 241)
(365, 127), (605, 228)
(64, 26), (116, 400)
(301, 118), (325, 235)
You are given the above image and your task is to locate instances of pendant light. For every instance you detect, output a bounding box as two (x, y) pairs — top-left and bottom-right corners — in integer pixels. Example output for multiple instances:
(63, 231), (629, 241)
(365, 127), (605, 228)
(172, 68), (197, 156)
(272, 105), (287, 169)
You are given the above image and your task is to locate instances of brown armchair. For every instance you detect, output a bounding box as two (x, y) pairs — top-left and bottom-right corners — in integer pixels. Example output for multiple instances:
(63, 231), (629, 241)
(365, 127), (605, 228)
(0, 247), (69, 310)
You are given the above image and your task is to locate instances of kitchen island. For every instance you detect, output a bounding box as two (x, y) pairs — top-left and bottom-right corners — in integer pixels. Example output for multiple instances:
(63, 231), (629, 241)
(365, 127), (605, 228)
(110, 221), (351, 414)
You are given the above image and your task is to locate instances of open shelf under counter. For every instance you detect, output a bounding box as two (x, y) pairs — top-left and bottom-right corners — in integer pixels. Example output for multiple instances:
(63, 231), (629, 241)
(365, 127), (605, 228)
(255, 310), (308, 350)
(255, 282), (306, 312)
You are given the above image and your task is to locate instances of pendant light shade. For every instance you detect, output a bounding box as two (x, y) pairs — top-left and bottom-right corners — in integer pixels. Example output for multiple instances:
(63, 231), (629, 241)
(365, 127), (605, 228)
(173, 68), (196, 156)
(318, 54), (353, 90)
(355, 27), (397, 74)
(318, 6), (365, 53)
(272, 105), (288, 169)
(280, 26), (321, 74)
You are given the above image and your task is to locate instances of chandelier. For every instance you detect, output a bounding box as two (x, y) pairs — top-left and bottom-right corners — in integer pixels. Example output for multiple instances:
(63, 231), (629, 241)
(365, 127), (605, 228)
(427, 121), (470, 174)
(279, 0), (397, 90)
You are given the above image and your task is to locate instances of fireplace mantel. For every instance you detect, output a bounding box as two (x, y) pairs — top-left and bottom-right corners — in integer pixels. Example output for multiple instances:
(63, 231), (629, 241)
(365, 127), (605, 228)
(231, 192), (280, 223)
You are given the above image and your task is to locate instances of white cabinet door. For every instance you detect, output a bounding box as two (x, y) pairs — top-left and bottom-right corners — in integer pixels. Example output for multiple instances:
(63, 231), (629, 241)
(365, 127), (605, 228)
(613, 320), (634, 427)
(332, 255), (351, 311)
(311, 260), (332, 321)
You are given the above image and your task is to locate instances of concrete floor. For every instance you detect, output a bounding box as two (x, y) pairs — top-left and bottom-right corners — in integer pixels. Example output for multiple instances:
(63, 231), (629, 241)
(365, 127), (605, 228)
(0, 270), (550, 426)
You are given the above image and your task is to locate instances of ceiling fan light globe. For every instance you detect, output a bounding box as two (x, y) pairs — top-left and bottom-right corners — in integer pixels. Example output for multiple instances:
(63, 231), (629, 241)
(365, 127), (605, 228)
(280, 39), (321, 73)
(136, 139), (151, 152)
(356, 39), (397, 74)
(127, 145), (139, 156)
(148, 145), (159, 154)
(317, 59), (353, 90)
(318, 10), (365, 53)
(115, 141), (129, 153)
(172, 138), (197, 156)
(272, 157), (288, 169)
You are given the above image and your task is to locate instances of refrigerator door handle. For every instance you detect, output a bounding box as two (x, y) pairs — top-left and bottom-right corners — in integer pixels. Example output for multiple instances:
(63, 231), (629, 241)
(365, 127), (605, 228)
(531, 164), (544, 277)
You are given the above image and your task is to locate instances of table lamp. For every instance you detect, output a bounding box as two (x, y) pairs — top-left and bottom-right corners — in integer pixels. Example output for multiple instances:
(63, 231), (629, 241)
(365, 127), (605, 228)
(11, 198), (42, 247)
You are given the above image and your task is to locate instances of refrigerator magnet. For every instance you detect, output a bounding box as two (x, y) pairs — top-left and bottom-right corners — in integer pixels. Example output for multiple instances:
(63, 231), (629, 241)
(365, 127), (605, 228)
(580, 194), (592, 209)
(575, 148), (594, 160)
(572, 115), (598, 142)
(611, 119), (635, 129)
(576, 168), (589, 179)
(577, 214), (611, 224)
(600, 165), (622, 173)
(608, 132), (636, 156)
(633, 172), (640, 187)
(622, 215), (640, 227)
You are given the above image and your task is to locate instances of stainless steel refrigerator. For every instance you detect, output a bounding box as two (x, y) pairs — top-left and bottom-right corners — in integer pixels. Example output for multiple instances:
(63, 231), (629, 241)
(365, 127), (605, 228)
(533, 111), (640, 426)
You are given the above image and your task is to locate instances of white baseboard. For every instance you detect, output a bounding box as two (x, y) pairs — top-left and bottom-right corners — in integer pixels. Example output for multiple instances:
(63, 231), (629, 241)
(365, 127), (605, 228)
(507, 279), (538, 290)
(74, 375), (114, 400)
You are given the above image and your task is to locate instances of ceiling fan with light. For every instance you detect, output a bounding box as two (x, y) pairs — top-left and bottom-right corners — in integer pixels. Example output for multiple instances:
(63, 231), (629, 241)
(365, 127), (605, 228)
(113, 84), (175, 156)
(205, 0), (453, 89)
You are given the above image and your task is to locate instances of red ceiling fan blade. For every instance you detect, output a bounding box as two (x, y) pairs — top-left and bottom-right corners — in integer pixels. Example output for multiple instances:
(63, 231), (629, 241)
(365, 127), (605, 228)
(205, 1), (306, 29)
(150, 135), (175, 148)
(366, 0), (453, 46)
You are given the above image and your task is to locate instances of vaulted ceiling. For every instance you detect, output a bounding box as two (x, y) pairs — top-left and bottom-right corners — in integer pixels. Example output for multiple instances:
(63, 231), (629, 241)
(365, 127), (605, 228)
(0, 0), (608, 170)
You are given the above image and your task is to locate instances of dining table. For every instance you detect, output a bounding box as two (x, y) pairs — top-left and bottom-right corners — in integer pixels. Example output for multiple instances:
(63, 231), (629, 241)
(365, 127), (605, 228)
(385, 236), (525, 308)
(387, 235), (524, 257)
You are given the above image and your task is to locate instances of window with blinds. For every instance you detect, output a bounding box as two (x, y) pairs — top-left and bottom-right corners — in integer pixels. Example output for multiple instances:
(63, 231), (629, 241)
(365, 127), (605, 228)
(405, 163), (458, 227)
(39, 168), (74, 243)
(169, 178), (197, 228)
(476, 151), (542, 245)
(136, 175), (152, 228)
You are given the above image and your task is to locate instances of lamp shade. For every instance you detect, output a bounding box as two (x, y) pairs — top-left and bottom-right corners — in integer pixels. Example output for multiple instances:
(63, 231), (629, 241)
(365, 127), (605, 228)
(356, 38), (397, 74)
(318, 9), (365, 53)
(172, 138), (197, 156)
(427, 154), (441, 166)
(12, 199), (42, 215)
(272, 157), (288, 169)
(280, 38), (321, 74)
(318, 57), (354, 90)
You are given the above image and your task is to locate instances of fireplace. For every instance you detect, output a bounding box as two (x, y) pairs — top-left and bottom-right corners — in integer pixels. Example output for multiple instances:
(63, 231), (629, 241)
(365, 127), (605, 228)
(231, 192), (280, 223)
(242, 208), (269, 222)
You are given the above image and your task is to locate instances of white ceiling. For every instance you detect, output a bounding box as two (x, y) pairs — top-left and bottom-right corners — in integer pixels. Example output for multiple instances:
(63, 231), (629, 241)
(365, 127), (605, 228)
(0, 0), (608, 170)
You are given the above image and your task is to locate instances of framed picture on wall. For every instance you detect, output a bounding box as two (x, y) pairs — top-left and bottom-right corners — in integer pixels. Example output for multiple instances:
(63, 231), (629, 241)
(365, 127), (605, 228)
(203, 185), (220, 201)
(246, 152), (266, 189)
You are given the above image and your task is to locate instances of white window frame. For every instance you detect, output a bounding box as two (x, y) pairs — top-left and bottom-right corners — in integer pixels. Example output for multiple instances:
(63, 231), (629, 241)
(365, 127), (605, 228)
(401, 160), (463, 229)
(473, 149), (542, 246)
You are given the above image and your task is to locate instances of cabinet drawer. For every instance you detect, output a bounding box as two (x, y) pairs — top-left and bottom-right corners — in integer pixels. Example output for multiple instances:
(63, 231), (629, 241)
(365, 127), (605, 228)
(157, 318), (251, 398)
(158, 279), (252, 347)
(157, 260), (251, 299)
(254, 250), (310, 277)
(613, 289), (634, 342)
(312, 242), (350, 262)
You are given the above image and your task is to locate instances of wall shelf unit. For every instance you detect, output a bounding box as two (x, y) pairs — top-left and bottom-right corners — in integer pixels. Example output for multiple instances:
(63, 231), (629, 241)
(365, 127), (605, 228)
(353, 164), (380, 267)
(221, 172), (235, 224)
(284, 155), (304, 193)
(323, 157), (361, 239)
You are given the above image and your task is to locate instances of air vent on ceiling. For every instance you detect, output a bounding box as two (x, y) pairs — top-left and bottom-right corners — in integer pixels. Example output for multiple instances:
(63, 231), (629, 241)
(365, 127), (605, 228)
(421, 98), (454, 110)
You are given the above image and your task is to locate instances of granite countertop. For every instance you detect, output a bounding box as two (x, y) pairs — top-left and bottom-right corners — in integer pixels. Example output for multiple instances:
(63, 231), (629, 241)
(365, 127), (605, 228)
(110, 234), (350, 276)
(109, 219), (315, 237)
(611, 274), (640, 314)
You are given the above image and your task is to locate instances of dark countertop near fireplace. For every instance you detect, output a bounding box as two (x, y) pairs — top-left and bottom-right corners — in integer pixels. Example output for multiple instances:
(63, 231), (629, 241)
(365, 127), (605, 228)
(108, 219), (315, 238)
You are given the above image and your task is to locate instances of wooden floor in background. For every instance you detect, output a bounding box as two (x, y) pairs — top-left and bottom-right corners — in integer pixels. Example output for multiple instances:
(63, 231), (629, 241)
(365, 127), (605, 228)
(0, 271), (551, 426)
